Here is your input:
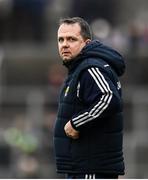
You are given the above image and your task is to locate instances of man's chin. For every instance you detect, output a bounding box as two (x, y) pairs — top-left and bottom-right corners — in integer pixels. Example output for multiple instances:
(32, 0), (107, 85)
(62, 57), (72, 62)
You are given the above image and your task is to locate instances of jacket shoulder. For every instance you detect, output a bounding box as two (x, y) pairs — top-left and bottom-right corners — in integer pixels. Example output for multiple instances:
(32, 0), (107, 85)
(78, 58), (105, 72)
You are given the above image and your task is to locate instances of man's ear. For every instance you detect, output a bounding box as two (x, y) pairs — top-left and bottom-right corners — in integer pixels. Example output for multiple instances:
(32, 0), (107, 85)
(85, 39), (91, 44)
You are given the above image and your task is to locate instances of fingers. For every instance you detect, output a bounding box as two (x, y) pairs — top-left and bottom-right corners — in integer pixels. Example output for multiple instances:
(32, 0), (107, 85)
(66, 132), (79, 139)
(64, 121), (79, 139)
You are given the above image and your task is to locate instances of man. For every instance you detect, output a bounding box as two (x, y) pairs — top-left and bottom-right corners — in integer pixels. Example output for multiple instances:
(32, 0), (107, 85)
(53, 17), (125, 179)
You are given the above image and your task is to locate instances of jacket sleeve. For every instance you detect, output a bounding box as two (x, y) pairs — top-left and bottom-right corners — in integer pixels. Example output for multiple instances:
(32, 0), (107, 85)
(71, 66), (116, 131)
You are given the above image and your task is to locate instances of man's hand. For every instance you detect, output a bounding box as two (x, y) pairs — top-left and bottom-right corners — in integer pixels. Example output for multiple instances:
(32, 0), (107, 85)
(64, 121), (79, 139)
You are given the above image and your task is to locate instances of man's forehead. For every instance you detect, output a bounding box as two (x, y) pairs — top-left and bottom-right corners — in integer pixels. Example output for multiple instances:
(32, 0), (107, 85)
(58, 23), (81, 34)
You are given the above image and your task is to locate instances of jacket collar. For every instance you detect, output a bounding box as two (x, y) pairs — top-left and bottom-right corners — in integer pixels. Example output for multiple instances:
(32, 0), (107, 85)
(62, 52), (85, 74)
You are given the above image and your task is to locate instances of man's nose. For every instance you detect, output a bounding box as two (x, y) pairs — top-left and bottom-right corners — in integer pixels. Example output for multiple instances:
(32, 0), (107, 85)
(62, 40), (69, 47)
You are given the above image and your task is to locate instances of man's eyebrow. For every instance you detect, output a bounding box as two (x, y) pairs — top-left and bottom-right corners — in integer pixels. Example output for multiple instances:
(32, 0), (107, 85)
(58, 36), (64, 40)
(58, 36), (77, 39)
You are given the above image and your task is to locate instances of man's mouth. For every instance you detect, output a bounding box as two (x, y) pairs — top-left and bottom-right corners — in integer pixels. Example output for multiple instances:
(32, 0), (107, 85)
(62, 52), (70, 55)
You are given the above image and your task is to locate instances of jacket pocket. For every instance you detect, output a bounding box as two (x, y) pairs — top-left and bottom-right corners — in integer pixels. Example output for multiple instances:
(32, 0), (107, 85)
(54, 137), (72, 157)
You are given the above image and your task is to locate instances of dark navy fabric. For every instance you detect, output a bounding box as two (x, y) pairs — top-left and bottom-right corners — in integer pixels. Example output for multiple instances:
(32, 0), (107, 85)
(53, 40), (125, 175)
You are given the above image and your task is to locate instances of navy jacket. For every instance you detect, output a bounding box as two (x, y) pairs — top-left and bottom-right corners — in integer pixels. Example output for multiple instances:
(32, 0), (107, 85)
(54, 40), (125, 175)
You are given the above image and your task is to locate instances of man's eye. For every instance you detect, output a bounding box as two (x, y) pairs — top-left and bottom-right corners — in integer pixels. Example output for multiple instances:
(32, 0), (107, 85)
(69, 37), (76, 42)
(58, 38), (63, 42)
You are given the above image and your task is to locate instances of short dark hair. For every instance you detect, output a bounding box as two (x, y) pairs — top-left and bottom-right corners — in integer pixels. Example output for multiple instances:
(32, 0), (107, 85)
(59, 17), (92, 40)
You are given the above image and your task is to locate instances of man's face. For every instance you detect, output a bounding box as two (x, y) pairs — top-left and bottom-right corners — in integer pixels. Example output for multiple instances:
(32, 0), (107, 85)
(58, 23), (88, 61)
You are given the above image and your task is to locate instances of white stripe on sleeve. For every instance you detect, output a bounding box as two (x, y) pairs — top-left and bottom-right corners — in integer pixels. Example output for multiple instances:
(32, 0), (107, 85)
(72, 67), (112, 128)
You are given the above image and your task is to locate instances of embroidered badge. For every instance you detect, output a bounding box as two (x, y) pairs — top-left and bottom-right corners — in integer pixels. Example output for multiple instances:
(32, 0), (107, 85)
(117, 81), (121, 90)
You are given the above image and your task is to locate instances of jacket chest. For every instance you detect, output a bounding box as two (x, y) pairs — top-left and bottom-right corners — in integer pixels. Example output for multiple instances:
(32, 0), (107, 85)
(60, 75), (78, 103)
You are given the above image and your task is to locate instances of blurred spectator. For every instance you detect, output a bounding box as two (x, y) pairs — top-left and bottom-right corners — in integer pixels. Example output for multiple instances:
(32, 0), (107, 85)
(70, 0), (118, 25)
(10, 0), (49, 42)
(47, 63), (66, 105)
(143, 25), (148, 44)
(91, 18), (111, 40)
(4, 116), (39, 154)
(128, 23), (143, 54)
(0, 143), (11, 168)
(16, 155), (40, 178)
(0, 0), (12, 42)
(41, 111), (56, 160)
(48, 63), (66, 87)
(91, 18), (128, 54)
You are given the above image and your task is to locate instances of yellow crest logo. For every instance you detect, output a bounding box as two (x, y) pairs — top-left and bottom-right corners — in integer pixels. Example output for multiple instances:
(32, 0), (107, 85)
(64, 86), (69, 97)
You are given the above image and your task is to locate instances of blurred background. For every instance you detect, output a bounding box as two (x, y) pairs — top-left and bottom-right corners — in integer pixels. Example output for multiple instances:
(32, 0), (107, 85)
(0, 0), (148, 178)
